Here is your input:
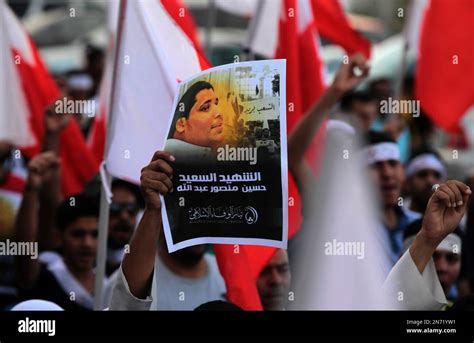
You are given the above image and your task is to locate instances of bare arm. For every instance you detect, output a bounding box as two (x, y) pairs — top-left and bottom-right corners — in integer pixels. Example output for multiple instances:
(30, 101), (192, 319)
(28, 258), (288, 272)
(121, 151), (175, 299)
(14, 152), (60, 288)
(36, 100), (69, 250)
(410, 180), (471, 273)
(13, 187), (41, 288)
(288, 54), (370, 193)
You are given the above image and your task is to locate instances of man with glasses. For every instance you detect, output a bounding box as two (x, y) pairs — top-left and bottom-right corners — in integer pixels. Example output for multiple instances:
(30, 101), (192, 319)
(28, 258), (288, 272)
(106, 179), (142, 276)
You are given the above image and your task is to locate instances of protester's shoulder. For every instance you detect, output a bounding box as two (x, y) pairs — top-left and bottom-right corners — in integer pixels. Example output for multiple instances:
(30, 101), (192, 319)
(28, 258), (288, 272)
(38, 250), (62, 266)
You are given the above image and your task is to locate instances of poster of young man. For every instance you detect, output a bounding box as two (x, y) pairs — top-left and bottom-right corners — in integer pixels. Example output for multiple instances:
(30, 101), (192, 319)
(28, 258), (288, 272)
(160, 60), (287, 252)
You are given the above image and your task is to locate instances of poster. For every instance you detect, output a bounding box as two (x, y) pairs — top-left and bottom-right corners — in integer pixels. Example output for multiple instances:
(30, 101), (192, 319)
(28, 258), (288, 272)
(161, 60), (287, 252)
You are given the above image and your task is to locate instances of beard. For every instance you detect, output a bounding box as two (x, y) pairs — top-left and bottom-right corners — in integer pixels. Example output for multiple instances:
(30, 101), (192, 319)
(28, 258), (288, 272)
(171, 245), (207, 267)
(108, 221), (134, 248)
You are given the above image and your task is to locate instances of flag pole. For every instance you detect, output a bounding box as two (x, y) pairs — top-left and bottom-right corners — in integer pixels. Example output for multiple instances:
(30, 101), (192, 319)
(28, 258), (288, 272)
(93, 0), (127, 310)
(205, 0), (217, 59)
(243, 0), (265, 61)
(394, 0), (416, 101)
(393, 41), (409, 101)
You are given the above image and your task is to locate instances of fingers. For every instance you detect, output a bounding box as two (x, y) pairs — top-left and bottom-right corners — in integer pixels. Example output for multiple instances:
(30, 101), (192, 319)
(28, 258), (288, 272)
(141, 169), (173, 193)
(151, 150), (175, 164)
(434, 180), (472, 209)
(148, 159), (173, 177)
(446, 180), (464, 207)
(349, 53), (370, 77)
(451, 180), (472, 213)
(29, 152), (60, 174)
(141, 175), (172, 195)
(433, 188), (451, 208)
(141, 151), (175, 196)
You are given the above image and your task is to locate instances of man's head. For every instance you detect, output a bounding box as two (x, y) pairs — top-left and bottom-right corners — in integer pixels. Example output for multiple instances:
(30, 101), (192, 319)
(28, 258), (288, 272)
(340, 91), (377, 131)
(256, 249), (291, 311)
(434, 245), (462, 295)
(108, 179), (141, 249)
(170, 81), (224, 148)
(66, 71), (93, 101)
(362, 131), (404, 208)
(369, 78), (392, 103)
(56, 194), (99, 272)
(404, 220), (462, 296)
(405, 151), (447, 212)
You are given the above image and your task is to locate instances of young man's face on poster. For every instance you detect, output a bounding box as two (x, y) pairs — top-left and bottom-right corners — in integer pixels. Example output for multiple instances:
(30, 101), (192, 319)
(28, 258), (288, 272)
(174, 88), (224, 148)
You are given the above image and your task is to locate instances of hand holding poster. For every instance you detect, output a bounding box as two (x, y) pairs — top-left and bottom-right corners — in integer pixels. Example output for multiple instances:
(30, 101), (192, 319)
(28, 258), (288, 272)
(161, 60), (287, 252)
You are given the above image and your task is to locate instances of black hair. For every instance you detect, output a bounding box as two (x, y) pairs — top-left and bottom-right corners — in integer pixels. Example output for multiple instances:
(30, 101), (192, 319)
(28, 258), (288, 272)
(168, 81), (214, 138)
(194, 300), (243, 311)
(368, 78), (392, 92)
(111, 178), (144, 208)
(86, 45), (104, 62)
(340, 90), (374, 112)
(56, 193), (99, 232)
(364, 130), (396, 147)
(449, 295), (474, 311)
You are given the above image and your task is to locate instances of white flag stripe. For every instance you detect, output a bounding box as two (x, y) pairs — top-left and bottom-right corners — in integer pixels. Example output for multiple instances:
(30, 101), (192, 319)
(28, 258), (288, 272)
(0, 1), (36, 147)
(245, 0), (281, 57)
(404, 0), (429, 54)
(106, 0), (201, 182)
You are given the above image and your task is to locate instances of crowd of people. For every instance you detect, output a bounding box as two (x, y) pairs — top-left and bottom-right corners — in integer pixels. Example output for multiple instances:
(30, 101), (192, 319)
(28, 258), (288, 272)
(0, 49), (473, 311)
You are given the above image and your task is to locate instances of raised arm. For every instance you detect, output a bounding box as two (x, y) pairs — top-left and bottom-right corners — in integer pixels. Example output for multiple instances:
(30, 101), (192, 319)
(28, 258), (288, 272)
(14, 152), (60, 288)
(121, 150), (175, 299)
(288, 54), (370, 192)
(410, 180), (471, 273)
(36, 99), (70, 250)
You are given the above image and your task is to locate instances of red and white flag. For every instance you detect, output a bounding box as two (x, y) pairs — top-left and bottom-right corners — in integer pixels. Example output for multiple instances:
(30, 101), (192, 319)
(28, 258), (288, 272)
(311, 0), (371, 58)
(245, 0), (326, 254)
(0, 0), (99, 196)
(89, 0), (209, 162)
(412, 0), (474, 132)
(105, 0), (203, 181)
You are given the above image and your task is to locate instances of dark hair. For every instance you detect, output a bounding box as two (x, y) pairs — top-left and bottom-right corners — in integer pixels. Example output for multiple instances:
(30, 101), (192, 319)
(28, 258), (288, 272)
(168, 81), (214, 138)
(112, 178), (144, 208)
(368, 78), (392, 92)
(364, 130), (396, 146)
(449, 295), (474, 311)
(57, 193), (99, 231)
(194, 300), (243, 311)
(86, 45), (104, 62)
(340, 91), (374, 112)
